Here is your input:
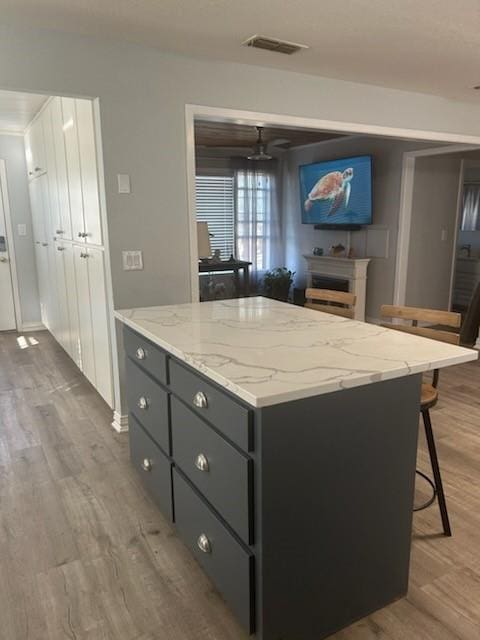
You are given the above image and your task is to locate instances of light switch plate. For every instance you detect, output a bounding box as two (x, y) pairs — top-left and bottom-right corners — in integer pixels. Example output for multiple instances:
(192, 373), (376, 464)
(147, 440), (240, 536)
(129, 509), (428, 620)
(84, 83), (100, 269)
(122, 250), (143, 271)
(117, 174), (131, 194)
(17, 224), (27, 237)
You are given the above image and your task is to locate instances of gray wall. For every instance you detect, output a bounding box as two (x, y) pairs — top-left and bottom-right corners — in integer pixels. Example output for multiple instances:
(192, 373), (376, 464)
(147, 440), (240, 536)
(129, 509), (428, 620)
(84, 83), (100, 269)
(282, 136), (433, 319)
(0, 134), (40, 325)
(1, 27), (480, 317)
(406, 155), (462, 310)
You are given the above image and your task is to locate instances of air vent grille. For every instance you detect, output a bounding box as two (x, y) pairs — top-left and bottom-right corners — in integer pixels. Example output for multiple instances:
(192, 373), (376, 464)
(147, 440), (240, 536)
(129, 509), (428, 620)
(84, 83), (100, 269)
(242, 35), (308, 55)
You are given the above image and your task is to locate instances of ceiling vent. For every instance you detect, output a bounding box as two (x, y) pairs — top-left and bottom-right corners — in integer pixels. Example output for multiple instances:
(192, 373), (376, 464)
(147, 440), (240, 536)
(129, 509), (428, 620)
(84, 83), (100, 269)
(242, 35), (308, 55)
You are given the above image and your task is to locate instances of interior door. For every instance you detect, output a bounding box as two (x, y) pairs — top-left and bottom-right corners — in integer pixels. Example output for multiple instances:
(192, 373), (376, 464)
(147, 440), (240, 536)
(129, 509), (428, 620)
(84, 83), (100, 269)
(0, 181), (16, 331)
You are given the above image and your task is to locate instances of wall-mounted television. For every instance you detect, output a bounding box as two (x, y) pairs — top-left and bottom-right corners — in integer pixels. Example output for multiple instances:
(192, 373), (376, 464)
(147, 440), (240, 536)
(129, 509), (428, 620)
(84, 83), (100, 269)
(299, 155), (373, 228)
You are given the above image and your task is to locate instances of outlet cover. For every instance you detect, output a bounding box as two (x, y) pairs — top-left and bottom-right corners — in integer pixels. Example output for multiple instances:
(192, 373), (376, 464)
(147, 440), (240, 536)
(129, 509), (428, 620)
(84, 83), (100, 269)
(122, 250), (143, 271)
(17, 224), (27, 237)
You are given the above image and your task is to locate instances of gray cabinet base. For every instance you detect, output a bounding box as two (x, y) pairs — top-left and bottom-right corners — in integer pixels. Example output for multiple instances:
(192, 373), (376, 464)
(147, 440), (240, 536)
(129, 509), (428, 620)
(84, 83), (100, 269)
(254, 374), (421, 640)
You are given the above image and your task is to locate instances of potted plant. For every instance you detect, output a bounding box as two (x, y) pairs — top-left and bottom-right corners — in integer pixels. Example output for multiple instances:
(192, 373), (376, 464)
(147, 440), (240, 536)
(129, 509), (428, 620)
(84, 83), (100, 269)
(262, 267), (295, 302)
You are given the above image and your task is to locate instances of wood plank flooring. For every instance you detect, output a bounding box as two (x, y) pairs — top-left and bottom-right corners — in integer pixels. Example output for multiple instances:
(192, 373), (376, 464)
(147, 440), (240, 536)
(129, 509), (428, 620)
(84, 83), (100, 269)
(1, 330), (479, 640)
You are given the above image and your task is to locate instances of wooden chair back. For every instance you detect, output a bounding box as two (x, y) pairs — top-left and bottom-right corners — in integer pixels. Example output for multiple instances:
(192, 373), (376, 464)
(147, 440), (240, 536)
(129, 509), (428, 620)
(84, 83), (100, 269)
(380, 304), (461, 345)
(305, 288), (356, 319)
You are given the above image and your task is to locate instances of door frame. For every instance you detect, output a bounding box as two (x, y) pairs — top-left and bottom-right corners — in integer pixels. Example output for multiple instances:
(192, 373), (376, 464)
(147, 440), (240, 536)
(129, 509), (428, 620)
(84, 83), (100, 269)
(0, 158), (22, 330)
(185, 104), (480, 303)
(393, 144), (480, 308)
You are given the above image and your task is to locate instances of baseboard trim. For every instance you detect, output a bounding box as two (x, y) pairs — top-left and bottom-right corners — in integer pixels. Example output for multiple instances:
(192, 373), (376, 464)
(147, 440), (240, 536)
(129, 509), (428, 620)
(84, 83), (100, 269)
(112, 411), (129, 433)
(20, 322), (45, 332)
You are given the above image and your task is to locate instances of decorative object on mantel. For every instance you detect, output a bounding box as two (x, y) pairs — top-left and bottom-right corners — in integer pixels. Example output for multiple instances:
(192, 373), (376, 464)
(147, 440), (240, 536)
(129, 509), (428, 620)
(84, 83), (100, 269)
(263, 267), (295, 302)
(329, 243), (346, 257)
(313, 247), (324, 256)
(348, 247), (355, 259)
(303, 254), (370, 321)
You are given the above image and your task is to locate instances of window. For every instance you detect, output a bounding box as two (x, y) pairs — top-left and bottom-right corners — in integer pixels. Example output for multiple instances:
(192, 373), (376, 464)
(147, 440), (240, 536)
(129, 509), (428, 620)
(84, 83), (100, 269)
(236, 170), (273, 272)
(196, 175), (235, 259)
(461, 183), (480, 231)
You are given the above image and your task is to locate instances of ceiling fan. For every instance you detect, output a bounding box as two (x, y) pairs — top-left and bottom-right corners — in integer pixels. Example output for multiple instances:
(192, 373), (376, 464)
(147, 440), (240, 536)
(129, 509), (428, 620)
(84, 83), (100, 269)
(247, 126), (273, 161)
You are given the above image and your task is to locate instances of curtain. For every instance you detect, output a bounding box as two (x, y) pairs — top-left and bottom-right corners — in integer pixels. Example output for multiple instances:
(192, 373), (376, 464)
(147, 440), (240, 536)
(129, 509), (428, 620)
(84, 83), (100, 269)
(235, 165), (282, 283)
(461, 184), (480, 231)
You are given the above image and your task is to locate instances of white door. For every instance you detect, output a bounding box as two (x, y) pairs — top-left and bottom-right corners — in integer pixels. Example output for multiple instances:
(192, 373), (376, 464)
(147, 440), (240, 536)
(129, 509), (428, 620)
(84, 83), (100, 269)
(73, 245), (96, 386)
(87, 247), (112, 405)
(0, 178), (16, 331)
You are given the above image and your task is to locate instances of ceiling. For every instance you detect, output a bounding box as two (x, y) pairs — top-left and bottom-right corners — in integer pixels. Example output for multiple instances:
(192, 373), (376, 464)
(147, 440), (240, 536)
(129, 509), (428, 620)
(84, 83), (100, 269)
(195, 121), (343, 149)
(0, 89), (48, 133)
(1, 1), (480, 101)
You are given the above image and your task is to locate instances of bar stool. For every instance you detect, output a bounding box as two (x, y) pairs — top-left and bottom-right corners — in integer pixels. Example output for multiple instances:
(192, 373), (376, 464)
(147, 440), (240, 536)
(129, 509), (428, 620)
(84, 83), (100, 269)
(305, 288), (357, 319)
(380, 304), (463, 537)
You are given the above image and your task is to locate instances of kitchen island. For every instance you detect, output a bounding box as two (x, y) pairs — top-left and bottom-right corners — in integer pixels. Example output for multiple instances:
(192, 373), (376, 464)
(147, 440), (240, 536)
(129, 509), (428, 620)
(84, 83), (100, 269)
(115, 297), (477, 640)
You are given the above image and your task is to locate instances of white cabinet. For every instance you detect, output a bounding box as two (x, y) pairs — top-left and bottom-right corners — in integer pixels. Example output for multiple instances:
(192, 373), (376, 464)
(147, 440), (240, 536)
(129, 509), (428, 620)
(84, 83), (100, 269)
(25, 97), (113, 409)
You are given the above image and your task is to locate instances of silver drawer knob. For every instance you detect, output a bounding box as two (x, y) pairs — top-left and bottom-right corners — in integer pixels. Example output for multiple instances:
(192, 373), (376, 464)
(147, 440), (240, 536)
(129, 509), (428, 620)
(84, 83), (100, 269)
(141, 458), (152, 472)
(57, 246), (65, 252)
(193, 391), (208, 409)
(137, 396), (148, 410)
(135, 347), (146, 360)
(195, 453), (209, 472)
(197, 534), (212, 554)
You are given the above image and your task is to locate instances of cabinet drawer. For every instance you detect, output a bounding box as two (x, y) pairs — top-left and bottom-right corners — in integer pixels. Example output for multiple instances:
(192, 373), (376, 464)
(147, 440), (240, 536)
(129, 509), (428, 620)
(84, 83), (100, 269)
(124, 326), (168, 386)
(171, 397), (253, 544)
(126, 358), (170, 455)
(169, 360), (252, 452)
(130, 416), (173, 522)
(173, 469), (254, 634)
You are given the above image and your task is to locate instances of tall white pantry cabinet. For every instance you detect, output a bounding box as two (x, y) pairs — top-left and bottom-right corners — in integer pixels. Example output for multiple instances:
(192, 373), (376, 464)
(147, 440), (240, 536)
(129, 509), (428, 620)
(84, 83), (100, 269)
(24, 97), (113, 408)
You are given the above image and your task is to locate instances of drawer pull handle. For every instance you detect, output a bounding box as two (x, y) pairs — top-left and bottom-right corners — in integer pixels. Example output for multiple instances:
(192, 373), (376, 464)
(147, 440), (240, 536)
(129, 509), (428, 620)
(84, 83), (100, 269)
(197, 534), (212, 554)
(141, 458), (152, 472)
(193, 391), (208, 409)
(137, 396), (149, 410)
(135, 347), (147, 360)
(195, 453), (209, 472)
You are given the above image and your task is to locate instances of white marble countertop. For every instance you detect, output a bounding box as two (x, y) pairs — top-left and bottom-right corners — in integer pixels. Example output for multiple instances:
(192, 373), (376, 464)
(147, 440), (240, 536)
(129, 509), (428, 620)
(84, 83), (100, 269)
(115, 297), (478, 408)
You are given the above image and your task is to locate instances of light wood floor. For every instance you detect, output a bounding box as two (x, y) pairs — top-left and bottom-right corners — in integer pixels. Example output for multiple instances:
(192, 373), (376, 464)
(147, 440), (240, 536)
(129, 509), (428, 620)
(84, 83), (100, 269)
(1, 330), (479, 640)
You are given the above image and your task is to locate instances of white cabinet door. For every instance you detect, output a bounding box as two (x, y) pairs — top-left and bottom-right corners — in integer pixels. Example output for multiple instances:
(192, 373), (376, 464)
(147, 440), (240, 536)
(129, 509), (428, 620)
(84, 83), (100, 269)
(53, 243), (71, 353)
(63, 242), (82, 368)
(51, 97), (72, 240)
(34, 241), (50, 329)
(24, 128), (34, 178)
(73, 245), (96, 386)
(30, 114), (47, 177)
(62, 98), (85, 243)
(76, 99), (102, 246)
(86, 247), (112, 406)
(43, 100), (61, 240)
(29, 178), (47, 243)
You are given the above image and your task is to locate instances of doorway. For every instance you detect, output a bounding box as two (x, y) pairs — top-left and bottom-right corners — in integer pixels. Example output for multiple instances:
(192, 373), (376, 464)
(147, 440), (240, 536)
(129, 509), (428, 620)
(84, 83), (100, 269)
(0, 159), (19, 330)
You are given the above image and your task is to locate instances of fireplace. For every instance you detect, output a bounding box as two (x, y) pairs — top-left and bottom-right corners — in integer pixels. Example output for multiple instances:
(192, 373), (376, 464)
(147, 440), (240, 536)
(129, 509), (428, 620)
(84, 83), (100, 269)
(303, 255), (371, 321)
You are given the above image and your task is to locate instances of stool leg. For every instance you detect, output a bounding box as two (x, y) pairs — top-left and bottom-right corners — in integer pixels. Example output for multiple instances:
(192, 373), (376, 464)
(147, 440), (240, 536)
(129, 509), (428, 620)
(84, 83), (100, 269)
(422, 409), (452, 537)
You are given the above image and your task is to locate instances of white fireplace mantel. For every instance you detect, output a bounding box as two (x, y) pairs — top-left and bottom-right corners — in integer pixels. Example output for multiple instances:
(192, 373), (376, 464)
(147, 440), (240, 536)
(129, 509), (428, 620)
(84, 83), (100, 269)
(303, 255), (371, 321)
